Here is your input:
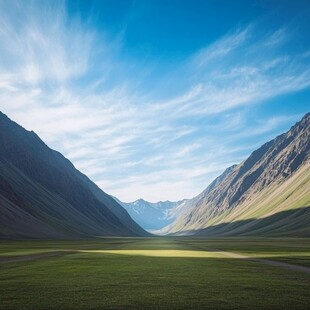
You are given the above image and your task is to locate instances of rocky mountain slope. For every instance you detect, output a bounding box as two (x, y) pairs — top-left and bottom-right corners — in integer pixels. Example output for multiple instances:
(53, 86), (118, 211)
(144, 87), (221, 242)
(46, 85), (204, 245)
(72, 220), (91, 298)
(166, 113), (310, 236)
(115, 198), (187, 231)
(0, 112), (148, 239)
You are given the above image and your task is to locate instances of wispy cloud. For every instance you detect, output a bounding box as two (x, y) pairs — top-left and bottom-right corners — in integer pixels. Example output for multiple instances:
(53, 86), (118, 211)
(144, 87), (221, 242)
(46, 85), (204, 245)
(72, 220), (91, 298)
(194, 26), (251, 66)
(151, 27), (310, 119)
(0, 1), (309, 202)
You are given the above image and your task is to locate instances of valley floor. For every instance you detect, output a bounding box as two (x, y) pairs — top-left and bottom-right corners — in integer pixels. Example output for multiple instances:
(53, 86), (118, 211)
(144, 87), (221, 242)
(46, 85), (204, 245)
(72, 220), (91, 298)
(0, 237), (309, 309)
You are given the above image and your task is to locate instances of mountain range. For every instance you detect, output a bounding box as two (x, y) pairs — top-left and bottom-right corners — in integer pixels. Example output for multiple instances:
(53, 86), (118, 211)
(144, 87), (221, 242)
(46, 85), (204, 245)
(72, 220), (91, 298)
(115, 198), (187, 231)
(163, 112), (310, 236)
(0, 111), (309, 239)
(0, 112), (147, 239)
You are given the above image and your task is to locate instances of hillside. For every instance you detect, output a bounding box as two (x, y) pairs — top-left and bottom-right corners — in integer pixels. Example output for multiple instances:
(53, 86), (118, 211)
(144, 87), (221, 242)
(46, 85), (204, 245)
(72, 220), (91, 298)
(166, 113), (310, 236)
(0, 112), (148, 239)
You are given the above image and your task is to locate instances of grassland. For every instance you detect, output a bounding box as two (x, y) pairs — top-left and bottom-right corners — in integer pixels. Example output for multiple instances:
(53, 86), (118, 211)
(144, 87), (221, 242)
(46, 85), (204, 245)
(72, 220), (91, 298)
(0, 237), (309, 309)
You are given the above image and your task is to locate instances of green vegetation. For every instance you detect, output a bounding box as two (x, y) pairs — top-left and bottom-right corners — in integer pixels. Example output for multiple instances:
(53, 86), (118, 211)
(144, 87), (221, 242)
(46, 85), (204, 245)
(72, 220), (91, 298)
(0, 237), (309, 309)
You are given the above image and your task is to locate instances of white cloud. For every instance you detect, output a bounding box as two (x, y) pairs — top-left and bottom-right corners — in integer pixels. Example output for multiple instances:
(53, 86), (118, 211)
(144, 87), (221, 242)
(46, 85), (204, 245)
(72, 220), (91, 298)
(194, 27), (251, 66)
(264, 28), (288, 47)
(0, 2), (309, 201)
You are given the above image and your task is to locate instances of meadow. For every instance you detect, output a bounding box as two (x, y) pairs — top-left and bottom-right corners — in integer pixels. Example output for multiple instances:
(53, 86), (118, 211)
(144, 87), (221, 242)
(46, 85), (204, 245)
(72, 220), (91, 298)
(0, 237), (309, 309)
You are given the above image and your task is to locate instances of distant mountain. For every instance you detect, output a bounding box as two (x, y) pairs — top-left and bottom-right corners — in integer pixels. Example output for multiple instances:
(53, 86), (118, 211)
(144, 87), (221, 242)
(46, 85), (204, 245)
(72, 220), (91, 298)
(115, 198), (187, 231)
(0, 112), (148, 239)
(165, 113), (310, 236)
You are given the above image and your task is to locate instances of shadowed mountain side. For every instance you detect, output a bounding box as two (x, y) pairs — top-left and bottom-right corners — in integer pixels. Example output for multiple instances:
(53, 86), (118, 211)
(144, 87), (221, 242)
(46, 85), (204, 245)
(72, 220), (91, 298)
(0, 112), (148, 239)
(170, 206), (310, 237)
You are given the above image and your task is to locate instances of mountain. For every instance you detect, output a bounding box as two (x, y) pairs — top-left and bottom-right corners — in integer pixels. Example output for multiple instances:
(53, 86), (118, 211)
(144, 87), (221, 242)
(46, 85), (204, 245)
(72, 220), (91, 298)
(165, 113), (310, 236)
(115, 198), (186, 231)
(158, 165), (237, 235)
(0, 112), (148, 239)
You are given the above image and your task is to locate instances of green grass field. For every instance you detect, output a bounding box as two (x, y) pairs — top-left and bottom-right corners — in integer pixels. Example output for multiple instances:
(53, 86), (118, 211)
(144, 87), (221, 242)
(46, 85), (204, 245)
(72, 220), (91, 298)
(0, 237), (309, 309)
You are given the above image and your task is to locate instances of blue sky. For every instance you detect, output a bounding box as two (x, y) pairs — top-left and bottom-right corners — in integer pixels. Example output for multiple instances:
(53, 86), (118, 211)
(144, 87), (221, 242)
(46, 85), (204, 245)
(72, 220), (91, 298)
(0, 0), (310, 202)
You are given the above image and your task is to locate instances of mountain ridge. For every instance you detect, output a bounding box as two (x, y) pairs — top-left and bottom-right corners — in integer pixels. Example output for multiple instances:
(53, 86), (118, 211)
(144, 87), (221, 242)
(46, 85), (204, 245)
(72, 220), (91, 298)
(165, 112), (310, 236)
(0, 112), (148, 239)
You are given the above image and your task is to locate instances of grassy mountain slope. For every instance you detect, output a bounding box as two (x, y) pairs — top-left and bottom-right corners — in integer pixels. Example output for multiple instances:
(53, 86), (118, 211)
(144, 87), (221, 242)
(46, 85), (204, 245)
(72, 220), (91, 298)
(167, 113), (310, 236)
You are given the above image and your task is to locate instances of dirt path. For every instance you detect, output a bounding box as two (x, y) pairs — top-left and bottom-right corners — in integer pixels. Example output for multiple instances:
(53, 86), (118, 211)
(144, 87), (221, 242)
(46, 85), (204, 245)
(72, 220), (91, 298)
(0, 251), (77, 264)
(252, 258), (310, 274)
(216, 249), (310, 274)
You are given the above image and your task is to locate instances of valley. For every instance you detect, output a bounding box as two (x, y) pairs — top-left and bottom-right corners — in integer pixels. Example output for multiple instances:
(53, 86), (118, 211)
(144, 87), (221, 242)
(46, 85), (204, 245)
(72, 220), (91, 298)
(1, 1), (310, 309)
(0, 107), (309, 309)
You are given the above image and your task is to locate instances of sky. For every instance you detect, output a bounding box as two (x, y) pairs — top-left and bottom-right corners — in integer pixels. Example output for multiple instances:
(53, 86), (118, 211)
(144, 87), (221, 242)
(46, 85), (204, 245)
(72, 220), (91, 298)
(0, 0), (310, 202)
